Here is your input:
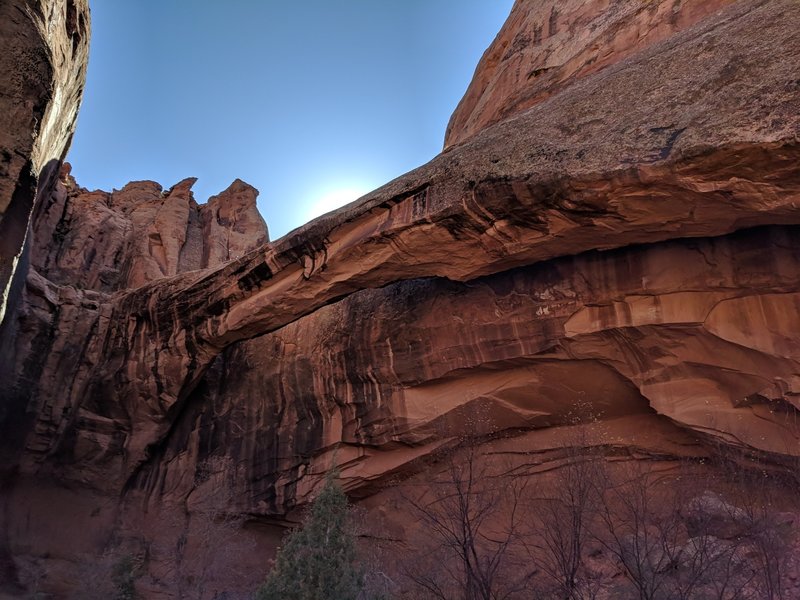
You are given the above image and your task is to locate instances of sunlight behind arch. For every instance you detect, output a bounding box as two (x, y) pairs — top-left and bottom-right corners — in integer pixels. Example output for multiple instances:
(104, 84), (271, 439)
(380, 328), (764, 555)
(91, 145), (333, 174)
(303, 186), (371, 224)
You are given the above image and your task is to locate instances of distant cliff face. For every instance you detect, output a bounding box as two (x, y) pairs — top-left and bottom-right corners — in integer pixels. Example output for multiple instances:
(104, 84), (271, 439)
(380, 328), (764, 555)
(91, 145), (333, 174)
(31, 169), (269, 292)
(1, 0), (799, 597)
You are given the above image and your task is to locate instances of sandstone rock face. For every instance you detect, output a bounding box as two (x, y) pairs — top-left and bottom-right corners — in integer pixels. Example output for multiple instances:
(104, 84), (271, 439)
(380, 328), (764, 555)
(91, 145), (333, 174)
(0, 171), (268, 465)
(9, 0), (796, 489)
(133, 225), (799, 516)
(202, 179), (270, 267)
(30, 170), (269, 292)
(444, 0), (736, 147)
(0, 0), (89, 324)
(0, 173), (270, 594)
(1, 0), (799, 597)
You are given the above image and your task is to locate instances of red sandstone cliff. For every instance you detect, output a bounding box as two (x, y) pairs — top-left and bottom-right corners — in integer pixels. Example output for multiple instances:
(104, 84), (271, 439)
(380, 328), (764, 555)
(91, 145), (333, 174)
(444, 0), (738, 148)
(0, 0), (89, 325)
(1, 0), (799, 597)
(30, 170), (268, 292)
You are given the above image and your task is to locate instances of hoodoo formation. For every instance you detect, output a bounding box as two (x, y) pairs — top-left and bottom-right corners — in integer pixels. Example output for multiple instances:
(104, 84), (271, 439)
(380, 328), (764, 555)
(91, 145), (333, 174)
(1, 0), (799, 598)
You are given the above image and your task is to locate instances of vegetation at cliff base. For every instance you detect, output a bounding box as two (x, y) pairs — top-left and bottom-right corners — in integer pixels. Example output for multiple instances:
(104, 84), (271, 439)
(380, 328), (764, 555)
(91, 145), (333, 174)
(256, 470), (365, 600)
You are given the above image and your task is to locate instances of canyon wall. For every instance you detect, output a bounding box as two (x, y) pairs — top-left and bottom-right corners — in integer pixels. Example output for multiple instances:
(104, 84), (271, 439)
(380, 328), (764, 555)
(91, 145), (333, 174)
(30, 171), (268, 293)
(0, 0), (799, 597)
(444, 0), (738, 147)
(0, 0), (89, 326)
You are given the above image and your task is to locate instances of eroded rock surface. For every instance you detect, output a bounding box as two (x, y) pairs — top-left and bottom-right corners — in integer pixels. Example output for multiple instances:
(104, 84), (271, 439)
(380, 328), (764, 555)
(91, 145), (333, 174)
(444, 0), (736, 147)
(131, 225), (800, 518)
(1, 0), (799, 597)
(0, 0), (90, 324)
(0, 172), (269, 475)
(8, 0), (798, 488)
(30, 170), (268, 292)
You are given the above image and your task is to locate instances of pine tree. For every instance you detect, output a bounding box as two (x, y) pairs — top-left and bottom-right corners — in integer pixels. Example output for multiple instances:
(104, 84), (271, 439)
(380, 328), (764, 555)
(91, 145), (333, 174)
(256, 471), (364, 600)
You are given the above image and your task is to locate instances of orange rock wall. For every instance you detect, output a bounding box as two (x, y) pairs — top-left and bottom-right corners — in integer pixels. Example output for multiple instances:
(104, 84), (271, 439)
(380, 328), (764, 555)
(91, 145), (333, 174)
(445, 0), (736, 147)
(1, 0), (799, 597)
(31, 172), (268, 292)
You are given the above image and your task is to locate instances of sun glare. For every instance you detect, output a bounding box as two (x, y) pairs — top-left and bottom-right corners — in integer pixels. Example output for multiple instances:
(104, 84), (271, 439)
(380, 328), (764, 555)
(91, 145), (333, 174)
(304, 187), (369, 223)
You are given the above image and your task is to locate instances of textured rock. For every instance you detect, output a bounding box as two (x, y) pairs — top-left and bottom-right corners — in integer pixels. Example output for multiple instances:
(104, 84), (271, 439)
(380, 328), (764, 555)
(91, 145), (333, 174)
(0, 173), (270, 593)
(0, 0), (89, 324)
(130, 225), (800, 513)
(202, 179), (269, 267)
(1, 0), (800, 596)
(445, 0), (736, 147)
(30, 171), (269, 292)
(1, 0), (798, 491)
(11, 225), (796, 502)
(9, 0), (796, 489)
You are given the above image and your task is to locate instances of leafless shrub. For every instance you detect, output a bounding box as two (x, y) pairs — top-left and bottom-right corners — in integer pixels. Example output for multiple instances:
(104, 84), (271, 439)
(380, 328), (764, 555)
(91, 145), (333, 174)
(528, 425), (606, 600)
(395, 408), (799, 599)
(592, 453), (798, 600)
(68, 550), (142, 600)
(401, 443), (534, 600)
(714, 460), (794, 600)
(594, 461), (682, 600)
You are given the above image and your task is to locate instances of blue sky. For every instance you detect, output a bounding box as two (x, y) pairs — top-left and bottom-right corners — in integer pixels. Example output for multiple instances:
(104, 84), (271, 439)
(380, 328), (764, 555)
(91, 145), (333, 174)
(67, 1), (514, 239)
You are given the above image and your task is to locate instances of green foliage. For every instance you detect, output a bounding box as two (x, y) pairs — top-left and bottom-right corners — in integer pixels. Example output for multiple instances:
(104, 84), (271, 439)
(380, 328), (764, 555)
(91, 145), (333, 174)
(256, 471), (364, 600)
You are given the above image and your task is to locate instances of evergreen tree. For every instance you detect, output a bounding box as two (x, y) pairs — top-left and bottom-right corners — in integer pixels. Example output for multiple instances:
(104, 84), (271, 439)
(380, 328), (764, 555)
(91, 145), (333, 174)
(256, 471), (364, 600)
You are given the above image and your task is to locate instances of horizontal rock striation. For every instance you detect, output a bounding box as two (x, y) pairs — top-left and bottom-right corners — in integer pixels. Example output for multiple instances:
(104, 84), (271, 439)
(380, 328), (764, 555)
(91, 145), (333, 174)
(0, 0), (797, 491)
(1, 0), (799, 596)
(7, 0), (799, 489)
(134, 225), (800, 517)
